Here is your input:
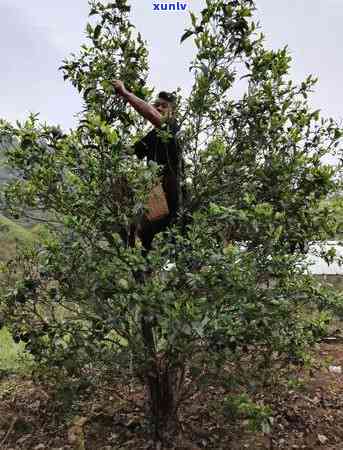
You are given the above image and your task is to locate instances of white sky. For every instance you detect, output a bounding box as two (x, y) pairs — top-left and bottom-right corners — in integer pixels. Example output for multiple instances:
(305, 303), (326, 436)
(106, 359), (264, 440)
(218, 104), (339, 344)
(0, 0), (343, 132)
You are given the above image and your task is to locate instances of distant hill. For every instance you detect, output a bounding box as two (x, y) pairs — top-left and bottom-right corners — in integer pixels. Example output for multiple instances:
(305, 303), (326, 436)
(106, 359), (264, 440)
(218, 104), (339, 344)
(0, 136), (19, 184)
(0, 214), (38, 263)
(0, 137), (48, 228)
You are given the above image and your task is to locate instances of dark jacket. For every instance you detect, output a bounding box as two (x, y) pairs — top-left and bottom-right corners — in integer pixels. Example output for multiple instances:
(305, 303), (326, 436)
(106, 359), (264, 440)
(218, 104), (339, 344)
(134, 119), (181, 218)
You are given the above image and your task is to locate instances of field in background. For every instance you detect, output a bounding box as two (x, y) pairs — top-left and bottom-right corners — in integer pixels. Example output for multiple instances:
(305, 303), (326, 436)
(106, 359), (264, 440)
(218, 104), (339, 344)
(0, 215), (38, 375)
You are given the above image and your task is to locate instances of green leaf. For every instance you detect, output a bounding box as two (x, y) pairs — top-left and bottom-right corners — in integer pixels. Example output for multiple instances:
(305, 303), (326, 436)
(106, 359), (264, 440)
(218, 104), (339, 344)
(83, 86), (95, 99)
(190, 12), (197, 27)
(94, 24), (102, 40)
(223, 5), (233, 16)
(180, 29), (194, 44)
(86, 23), (93, 36)
(201, 63), (209, 77)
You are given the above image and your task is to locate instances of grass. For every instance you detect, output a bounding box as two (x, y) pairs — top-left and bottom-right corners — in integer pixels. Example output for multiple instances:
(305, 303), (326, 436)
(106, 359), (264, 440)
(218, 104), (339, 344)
(0, 214), (38, 374)
(0, 214), (38, 264)
(0, 214), (36, 242)
(0, 328), (32, 375)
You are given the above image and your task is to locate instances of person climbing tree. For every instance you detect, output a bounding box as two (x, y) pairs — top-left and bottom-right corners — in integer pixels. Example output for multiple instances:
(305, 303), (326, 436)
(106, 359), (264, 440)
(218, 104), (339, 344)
(113, 80), (183, 253)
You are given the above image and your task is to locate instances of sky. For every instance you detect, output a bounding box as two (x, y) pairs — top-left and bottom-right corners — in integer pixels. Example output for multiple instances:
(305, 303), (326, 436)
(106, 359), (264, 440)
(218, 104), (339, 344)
(0, 0), (343, 133)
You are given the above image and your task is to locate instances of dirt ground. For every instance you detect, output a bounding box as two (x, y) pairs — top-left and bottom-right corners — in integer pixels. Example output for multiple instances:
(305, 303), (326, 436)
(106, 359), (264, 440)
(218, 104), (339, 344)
(0, 339), (343, 450)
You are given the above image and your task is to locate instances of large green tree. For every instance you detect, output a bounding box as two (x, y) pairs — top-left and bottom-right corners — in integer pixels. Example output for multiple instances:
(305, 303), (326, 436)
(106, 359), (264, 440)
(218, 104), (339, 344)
(0, 0), (342, 446)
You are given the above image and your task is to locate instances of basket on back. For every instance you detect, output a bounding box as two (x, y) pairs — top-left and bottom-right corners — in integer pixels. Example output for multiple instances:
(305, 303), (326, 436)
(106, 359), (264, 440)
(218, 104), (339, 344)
(111, 176), (169, 223)
(146, 182), (169, 222)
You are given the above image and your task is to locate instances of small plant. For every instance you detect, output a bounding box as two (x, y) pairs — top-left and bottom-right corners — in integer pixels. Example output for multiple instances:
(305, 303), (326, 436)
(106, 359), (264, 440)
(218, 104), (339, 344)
(223, 393), (273, 433)
(286, 377), (306, 391)
(304, 310), (333, 340)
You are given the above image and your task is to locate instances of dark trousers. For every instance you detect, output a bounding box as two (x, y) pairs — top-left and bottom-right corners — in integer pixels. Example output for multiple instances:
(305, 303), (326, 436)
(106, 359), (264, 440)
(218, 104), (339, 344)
(119, 213), (174, 255)
(136, 214), (174, 254)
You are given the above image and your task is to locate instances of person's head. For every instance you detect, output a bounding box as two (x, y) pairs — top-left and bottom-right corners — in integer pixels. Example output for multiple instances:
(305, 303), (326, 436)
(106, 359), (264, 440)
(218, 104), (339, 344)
(153, 91), (177, 118)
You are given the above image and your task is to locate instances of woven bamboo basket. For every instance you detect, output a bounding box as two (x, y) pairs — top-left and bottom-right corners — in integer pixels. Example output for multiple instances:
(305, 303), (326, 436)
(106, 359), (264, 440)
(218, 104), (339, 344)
(146, 182), (169, 222)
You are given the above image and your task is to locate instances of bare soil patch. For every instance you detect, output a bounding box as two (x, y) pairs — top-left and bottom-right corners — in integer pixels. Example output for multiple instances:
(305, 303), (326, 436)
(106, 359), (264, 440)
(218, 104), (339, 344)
(1, 340), (343, 449)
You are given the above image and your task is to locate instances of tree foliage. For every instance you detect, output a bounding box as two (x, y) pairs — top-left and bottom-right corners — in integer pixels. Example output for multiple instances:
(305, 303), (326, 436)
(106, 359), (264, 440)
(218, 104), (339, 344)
(0, 0), (342, 445)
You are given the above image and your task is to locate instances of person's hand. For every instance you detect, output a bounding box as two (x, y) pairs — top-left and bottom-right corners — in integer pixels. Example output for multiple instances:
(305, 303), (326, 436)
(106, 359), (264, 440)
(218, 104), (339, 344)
(113, 80), (127, 97)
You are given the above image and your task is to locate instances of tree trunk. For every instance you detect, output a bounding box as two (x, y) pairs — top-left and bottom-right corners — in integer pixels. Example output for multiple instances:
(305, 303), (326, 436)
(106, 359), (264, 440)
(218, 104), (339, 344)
(141, 319), (184, 447)
(147, 357), (184, 446)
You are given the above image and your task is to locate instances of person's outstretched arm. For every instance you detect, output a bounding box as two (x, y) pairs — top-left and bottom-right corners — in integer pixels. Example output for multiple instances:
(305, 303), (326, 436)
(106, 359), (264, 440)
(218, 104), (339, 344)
(113, 80), (163, 128)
